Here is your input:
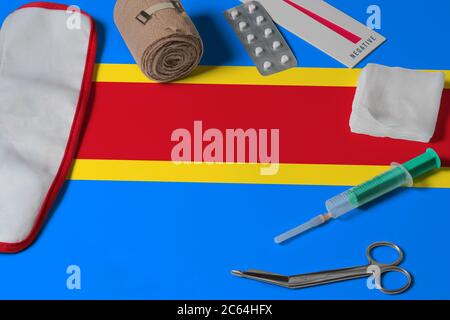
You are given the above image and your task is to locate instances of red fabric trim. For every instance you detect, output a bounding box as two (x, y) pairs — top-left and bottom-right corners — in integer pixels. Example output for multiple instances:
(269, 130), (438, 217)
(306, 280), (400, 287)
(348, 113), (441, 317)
(0, 2), (97, 253)
(20, 2), (74, 10)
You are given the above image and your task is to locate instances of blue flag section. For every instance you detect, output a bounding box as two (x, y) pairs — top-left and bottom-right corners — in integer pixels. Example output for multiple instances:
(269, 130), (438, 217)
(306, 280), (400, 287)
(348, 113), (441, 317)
(1, 181), (450, 299)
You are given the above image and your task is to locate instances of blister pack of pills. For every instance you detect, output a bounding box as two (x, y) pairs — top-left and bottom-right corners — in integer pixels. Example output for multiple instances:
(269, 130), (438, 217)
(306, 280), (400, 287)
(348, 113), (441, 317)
(225, 1), (297, 76)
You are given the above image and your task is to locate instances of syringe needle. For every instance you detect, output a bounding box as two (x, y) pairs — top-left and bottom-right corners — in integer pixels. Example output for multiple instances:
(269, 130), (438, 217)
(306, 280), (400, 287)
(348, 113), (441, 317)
(274, 213), (332, 244)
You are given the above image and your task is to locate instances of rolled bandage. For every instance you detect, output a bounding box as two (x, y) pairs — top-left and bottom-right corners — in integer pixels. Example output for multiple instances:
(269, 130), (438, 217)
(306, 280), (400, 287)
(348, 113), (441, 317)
(114, 0), (204, 82)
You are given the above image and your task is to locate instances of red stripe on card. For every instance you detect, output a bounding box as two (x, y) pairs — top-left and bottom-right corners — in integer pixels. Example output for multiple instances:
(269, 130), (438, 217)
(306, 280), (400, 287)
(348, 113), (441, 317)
(76, 82), (450, 166)
(283, 0), (362, 44)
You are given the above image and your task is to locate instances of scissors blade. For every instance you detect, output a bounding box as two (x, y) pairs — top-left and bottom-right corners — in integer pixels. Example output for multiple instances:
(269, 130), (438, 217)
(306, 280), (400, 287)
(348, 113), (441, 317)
(232, 265), (370, 289)
(231, 269), (291, 288)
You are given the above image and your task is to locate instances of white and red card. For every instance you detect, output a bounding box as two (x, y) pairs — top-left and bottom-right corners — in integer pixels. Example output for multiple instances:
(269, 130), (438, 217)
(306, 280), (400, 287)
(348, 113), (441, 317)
(242, 0), (386, 67)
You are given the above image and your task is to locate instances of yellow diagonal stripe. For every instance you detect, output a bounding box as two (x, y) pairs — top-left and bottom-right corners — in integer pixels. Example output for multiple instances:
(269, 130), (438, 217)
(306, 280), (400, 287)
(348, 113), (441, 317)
(68, 159), (450, 188)
(94, 64), (450, 88)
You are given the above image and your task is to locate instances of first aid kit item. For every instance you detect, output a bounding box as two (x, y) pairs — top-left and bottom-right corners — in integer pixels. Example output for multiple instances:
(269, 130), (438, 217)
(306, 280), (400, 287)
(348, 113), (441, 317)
(0, 2), (97, 253)
(241, 0), (385, 68)
(275, 149), (441, 244)
(114, 0), (203, 83)
(233, 242), (412, 294)
(225, 1), (297, 76)
(350, 64), (445, 143)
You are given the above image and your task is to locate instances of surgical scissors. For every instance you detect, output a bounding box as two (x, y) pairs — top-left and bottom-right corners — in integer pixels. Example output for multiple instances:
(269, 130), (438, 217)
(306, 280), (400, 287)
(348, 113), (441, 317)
(232, 242), (412, 294)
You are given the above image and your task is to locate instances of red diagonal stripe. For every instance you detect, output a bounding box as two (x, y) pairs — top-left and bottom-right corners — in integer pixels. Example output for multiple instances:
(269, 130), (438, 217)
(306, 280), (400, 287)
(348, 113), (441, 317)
(283, 0), (362, 44)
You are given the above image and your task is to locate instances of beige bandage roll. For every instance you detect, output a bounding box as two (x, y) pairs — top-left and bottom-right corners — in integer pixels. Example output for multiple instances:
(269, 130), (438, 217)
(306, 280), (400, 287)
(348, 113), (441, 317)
(114, 0), (203, 82)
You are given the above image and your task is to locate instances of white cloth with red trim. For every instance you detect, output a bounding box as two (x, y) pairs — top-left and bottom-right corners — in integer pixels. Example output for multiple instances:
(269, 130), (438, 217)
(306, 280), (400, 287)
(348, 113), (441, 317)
(0, 4), (96, 251)
(350, 64), (445, 143)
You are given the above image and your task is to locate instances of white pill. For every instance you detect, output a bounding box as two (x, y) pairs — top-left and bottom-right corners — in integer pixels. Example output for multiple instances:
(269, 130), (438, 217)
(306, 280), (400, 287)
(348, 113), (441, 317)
(230, 10), (239, 20)
(255, 47), (264, 56)
(281, 55), (290, 64)
(263, 61), (272, 70)
(256, 16), (265, 25)
(273, 41), (281, 50)
(247, 34), (256, 43)
(264, 28), (273, 38)
(248, 3), (257, 14)
(239, 21), (247, 31)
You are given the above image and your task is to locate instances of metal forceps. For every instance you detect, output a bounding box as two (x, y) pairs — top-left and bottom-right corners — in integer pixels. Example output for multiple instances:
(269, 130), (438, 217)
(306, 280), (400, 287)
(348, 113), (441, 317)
(232, 242), (412, 294)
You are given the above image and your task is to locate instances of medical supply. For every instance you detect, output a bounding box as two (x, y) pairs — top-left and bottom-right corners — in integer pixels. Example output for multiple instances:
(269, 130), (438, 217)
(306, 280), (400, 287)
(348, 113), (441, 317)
(225, 1), (297, 76)
(0, 3), (97, 253)
(275, 149), (440, 244)
(241, 0), (385, 68)
(350, 64), (445, 143)
(233, 241), (412, 294)
(114, 0), (203, 82)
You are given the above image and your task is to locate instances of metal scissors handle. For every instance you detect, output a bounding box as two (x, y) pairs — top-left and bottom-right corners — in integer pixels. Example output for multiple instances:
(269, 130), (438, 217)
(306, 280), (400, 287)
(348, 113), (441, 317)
(232, 242), (412, 294)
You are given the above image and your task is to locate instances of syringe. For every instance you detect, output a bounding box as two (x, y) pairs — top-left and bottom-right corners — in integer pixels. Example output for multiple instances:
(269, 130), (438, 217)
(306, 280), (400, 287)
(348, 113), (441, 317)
(275, 148), (441, 244)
